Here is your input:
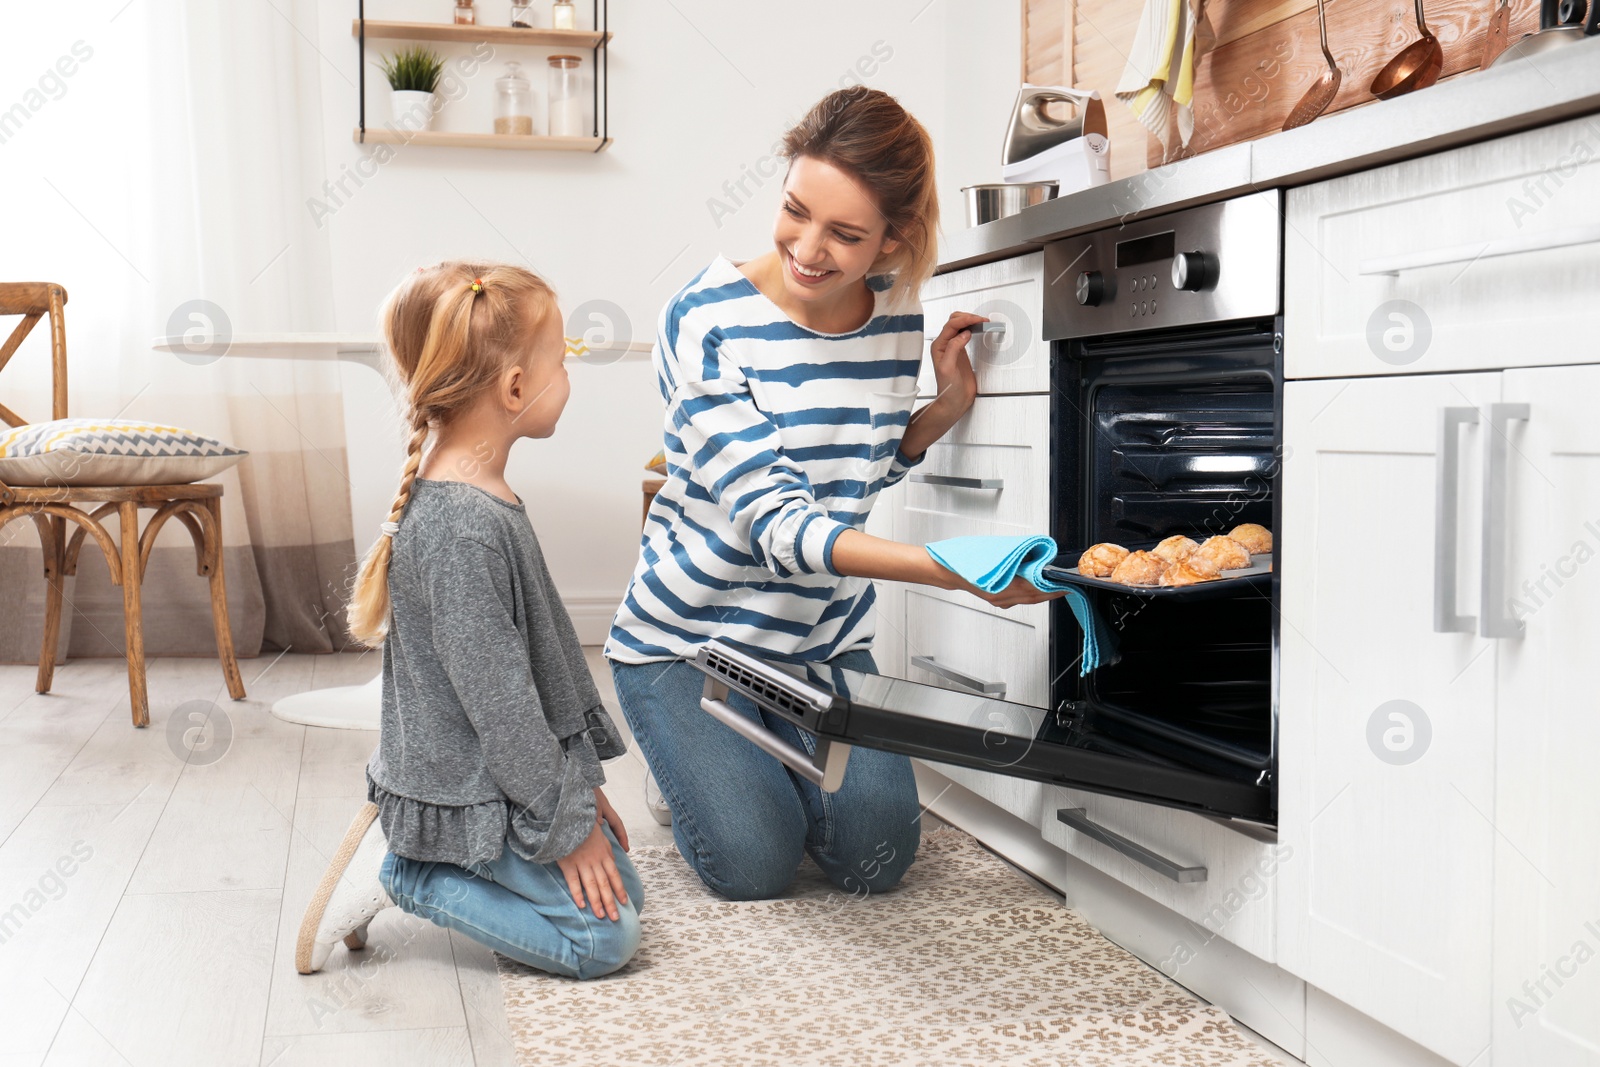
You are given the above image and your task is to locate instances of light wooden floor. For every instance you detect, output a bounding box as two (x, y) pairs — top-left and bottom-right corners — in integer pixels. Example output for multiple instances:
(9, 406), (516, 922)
(0, 648), (675, 1067)
(0, 650), (1297, 1067)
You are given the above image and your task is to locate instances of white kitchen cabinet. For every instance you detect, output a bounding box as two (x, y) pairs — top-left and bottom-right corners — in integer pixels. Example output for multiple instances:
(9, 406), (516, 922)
(1492, 364), (1600, 1067)
(1280, 373), (1502, 1066)
(920, 251), (1048, 397)
(903, 586), (1049, 710)
(865, 474), (906, 679)
(901, 393), (1051, 544)
(1038, 786), (1286, 964)
(1284, 115), (1600, 380)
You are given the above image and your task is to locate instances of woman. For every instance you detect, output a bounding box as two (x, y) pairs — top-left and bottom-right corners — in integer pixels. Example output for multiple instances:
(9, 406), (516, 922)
(605, 88), (1057, 901)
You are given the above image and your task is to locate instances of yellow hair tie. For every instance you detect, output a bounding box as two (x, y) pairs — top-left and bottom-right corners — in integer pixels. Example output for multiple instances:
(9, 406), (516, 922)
(470, 278), (484, 292)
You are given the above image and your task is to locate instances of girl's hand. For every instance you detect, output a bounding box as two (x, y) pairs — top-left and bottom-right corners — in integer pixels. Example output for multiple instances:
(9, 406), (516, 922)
(557, 820), (629, 921)
(925, 311), (985, 420)
(594, 786), (629, 852)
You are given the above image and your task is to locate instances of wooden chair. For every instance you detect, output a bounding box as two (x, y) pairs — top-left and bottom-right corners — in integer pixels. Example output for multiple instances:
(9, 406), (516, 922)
(0, 282), (245, 727)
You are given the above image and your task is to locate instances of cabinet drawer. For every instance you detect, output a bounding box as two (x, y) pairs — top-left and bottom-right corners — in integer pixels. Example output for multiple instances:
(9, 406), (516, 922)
(917, 761), (1045, 830)
(904, 586), (1048, 709)
(920, 251), (1047, 396)
(902, 394), (1050, 541)
(1039, 786), (1285, 965)
(866, 477), (906, 678)
(1285, 115), (1600, 379)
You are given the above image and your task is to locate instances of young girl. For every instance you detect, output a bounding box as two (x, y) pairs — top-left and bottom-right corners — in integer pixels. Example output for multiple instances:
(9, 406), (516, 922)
(295, 261), (643, 979)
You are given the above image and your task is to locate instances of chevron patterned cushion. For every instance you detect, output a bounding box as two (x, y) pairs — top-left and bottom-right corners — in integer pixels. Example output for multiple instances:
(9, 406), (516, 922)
(0, 418), (247, 487)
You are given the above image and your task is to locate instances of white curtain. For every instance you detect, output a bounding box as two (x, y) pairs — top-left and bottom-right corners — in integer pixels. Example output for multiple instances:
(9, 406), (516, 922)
(0, 0), (357, 661)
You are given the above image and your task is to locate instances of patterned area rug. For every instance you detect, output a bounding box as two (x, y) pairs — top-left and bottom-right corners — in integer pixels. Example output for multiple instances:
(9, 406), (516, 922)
(495, 828), (1283, 1066)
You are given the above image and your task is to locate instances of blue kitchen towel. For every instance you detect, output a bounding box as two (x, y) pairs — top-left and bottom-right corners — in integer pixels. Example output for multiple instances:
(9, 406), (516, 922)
(924, 535), (1118, 676)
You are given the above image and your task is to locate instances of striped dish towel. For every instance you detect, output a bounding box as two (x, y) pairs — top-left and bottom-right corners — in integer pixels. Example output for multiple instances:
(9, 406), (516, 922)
(1114, 0), (1199, 153)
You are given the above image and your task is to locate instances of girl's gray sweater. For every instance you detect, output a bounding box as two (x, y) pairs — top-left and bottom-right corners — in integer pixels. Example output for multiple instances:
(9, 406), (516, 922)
(366, 478), (626, 867)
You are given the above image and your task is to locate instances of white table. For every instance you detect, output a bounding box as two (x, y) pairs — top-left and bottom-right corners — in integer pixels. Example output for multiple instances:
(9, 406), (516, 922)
(150, 330), (650, 730)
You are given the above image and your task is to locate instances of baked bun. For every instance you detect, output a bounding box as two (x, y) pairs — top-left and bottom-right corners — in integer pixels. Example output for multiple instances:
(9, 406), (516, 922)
(1110, 550), (1169, 586)
(1152, 535), (1199, 564)
(1160, 553), (1222, 587)
(1078, 543), (1130, 578)
(1193, 535), (1251, 571)
(1229, 523), (1273, 554)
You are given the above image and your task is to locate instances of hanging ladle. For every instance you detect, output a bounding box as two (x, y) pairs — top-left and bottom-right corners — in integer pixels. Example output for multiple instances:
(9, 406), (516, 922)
(1283, 0), (1343, 130)
(1370, 0), (1445, 100)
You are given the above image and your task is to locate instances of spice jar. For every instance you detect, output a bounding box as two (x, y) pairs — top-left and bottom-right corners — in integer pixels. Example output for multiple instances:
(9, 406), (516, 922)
(510, 1), (534, 27)
(494, 62), (534, 135)
(551, 0), (577, 30)
(547, 54), (584, 137)
(453, 0), (475, 25)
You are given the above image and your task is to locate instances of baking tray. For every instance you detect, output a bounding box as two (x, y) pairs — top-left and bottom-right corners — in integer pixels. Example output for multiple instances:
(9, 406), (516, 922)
(1042, 546), (1272, 599)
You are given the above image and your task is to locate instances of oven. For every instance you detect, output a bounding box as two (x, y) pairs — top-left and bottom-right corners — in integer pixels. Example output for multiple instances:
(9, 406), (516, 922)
(691, 190), (1285, 830)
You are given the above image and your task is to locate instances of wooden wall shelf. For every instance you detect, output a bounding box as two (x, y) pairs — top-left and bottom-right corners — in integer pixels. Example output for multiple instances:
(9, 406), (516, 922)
(353, 0), (610, 153)
(350, 19), (611, 49)
(353, 128), (611, 152)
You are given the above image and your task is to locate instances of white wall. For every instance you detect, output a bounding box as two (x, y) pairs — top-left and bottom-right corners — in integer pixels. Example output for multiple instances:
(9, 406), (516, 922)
(0, 1), (1020, 642)
(316, 0), (1021, 639)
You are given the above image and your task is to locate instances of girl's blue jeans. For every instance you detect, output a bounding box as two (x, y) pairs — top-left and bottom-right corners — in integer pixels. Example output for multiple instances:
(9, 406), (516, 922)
(608, 649), (921, 902)
(380, 822), (643, 980)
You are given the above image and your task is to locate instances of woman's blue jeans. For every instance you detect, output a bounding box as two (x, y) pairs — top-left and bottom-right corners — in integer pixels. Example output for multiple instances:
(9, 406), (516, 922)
(609, 649), (921, 901)
(380, 822), (643, 980)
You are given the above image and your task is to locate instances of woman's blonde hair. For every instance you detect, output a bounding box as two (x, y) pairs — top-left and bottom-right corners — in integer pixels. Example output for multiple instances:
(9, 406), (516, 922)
(347, 260), (559, 646)
(779, 87), (939, 297)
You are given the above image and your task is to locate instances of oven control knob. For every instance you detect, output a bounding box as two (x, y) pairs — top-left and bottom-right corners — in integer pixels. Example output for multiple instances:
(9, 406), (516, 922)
(1172, 251), (1218, 291)
(1075, 271), (1105, 306)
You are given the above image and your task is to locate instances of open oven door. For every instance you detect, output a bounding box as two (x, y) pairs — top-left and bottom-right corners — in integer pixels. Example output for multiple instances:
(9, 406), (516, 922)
(693, 639), (1275, 825)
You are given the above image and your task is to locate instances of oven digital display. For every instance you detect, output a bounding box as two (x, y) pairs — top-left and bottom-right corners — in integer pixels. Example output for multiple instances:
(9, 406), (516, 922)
(1115, 231), (1176, 268)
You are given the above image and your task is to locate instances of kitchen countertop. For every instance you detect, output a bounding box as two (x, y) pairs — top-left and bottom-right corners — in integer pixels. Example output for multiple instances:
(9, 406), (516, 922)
(938, 37), (1600, 273)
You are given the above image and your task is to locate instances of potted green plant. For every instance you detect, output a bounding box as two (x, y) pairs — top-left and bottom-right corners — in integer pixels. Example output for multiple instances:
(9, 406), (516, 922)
(379, 46), (445, 130)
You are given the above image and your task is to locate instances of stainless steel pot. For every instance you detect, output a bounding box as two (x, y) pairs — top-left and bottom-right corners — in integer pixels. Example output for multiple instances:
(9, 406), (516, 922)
(961, 182), (1058, 227)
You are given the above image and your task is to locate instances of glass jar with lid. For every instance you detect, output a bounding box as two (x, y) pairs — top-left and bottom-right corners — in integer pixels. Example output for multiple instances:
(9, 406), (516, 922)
(546, 54), (584, 137)
(551, 0), (577, 30)
(509, 2), (534, 27)
(494, 62), (534, 135)
(453, 0), (475, 25)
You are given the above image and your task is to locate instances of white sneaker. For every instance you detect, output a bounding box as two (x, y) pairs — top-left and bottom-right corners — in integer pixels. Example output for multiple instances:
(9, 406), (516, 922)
(645, 771), (672, 826)
(295, 801), (395, 974)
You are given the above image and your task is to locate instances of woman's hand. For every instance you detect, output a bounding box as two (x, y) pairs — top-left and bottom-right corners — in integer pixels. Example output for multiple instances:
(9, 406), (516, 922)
(900, 311), (986, 459)
(925, 311), (984, 418)
(557, 818), (630, 921)
(594, 786), (629, 852)
(956, 574), (1067, 609)
(830, 530), (1066, 610)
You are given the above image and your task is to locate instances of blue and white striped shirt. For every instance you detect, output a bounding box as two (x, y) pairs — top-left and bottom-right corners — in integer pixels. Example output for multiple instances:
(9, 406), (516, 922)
(605, 256), (925, 664)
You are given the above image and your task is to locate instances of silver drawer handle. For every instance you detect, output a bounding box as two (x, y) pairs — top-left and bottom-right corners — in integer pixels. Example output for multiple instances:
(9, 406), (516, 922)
(1359, 222), (1600, 276)
(910, 655), (1007, 698)
(699, 678), (853, 793)
(1434, 406), (1479, 634)
(909, 473), (1005, 490)
(1480, 402), (1531, 640)
(1057, 808), (1208, 883)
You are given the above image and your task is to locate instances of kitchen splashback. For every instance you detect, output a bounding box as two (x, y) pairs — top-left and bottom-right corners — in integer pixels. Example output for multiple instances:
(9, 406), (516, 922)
(1023, 0), (1543, 178)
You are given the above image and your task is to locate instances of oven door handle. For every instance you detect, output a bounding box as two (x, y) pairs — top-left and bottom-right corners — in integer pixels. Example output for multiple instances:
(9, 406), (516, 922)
(1434, 406), (1479, 634)
(1057, 808), (1208, 883)
(910, 473), (1005, 491)
(910, 655), (1008, 698)
(699, 679), (853, 792)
